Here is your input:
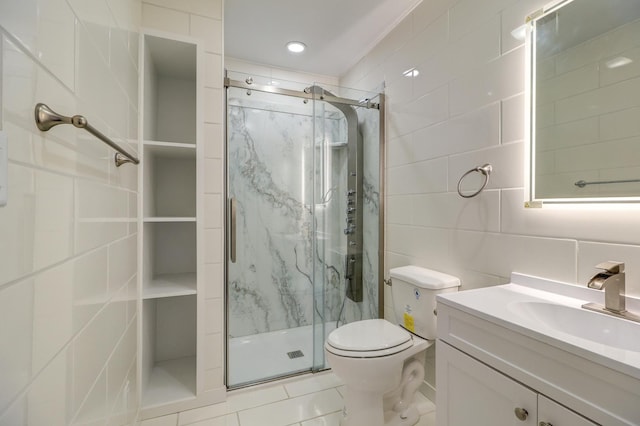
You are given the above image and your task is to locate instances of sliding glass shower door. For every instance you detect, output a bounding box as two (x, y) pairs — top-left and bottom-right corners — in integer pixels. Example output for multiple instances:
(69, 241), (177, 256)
(227, 86), (317, 387)
(225, 77), (383, 389)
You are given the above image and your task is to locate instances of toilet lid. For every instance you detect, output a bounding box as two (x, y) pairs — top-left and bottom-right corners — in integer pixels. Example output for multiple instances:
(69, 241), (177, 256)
(326, 319), (412, 353)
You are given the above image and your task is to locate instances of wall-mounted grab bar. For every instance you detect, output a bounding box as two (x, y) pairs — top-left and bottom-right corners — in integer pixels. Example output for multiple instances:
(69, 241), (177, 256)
(575, 178), (640, 188)
(34, 103), (139, 167)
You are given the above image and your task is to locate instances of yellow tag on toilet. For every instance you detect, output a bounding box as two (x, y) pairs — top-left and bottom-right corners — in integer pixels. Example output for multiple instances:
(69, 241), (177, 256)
(403, 312), (415, 333)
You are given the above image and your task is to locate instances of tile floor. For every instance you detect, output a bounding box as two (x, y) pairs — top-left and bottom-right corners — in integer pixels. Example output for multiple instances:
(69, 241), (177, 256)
(140, 371), (437, 426)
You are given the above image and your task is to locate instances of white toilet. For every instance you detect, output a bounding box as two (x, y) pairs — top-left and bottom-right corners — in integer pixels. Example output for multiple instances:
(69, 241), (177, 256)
(325, 266), (460, 426)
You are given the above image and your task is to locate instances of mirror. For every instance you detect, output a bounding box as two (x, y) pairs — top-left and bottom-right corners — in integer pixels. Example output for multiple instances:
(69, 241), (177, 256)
(529, 0), (640, 202)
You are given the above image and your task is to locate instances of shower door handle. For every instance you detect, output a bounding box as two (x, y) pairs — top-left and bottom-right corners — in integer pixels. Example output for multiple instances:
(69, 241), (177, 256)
(230, 197), (237, 263)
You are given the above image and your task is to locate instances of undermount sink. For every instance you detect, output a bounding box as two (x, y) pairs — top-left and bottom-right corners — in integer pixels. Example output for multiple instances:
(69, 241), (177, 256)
(509, 300), (640, 352)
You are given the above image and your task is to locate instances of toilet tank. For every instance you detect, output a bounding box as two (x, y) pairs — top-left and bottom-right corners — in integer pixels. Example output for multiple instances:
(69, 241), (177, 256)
(390, 266), (460, 340)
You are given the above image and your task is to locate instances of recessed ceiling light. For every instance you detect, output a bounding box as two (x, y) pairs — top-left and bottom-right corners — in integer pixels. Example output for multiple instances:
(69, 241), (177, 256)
(402, 68), (419, 78)
(286, 41), (306, 53)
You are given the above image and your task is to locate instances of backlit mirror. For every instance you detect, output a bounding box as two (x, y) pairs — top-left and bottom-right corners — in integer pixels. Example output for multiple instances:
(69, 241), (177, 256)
(529, 0), (640, 203)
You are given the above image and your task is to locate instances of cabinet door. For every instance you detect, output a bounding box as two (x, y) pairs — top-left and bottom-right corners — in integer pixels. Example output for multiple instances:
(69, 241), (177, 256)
(538, 395), (598, 426)
(436, 341), (537, 426)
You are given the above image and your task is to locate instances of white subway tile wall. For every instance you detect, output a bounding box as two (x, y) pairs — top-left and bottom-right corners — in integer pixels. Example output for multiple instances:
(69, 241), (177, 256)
(340, 0), (640, 393)
(0, 0), (140, 424)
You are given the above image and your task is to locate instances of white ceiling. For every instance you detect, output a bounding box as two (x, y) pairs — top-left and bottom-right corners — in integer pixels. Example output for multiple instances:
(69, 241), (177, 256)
(224, 0), (422, 77)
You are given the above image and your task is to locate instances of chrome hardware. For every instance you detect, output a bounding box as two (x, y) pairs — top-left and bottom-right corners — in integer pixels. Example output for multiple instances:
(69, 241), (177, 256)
(586, 261), (626, 313)
(344, 225), (356, 235)
(229, 198), (237, 263)
(34, 103), (139, 167)
(346, 207), (356, 214)
(575, 178), (640, 188)
(346, 189), (356, 196)
(457, 163), (492, 198)
(514, 407), (528, 421)
(245, 77), (253, 84)
(225, 78), (381, 109)
(347, 199), (354, 205)
(115, 153), (136, 167)
(384, 278), (392, 286)
(582, 261), (640, 323)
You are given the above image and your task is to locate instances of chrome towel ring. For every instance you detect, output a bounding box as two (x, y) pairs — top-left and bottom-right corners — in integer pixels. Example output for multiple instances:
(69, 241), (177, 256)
(457, 164), (492, 198)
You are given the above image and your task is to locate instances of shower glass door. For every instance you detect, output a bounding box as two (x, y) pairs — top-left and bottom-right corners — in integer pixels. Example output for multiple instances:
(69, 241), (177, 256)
(227, 85), (318, 387)
(226, 77), (382, 388)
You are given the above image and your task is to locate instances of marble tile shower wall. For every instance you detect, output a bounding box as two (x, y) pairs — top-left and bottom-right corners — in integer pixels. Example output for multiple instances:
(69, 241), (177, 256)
(227, 101), (320, 336)
(224, 60), (381, 334)
(0, 0), (141, 425)
(340, 0), (640, 392)
(227, 100), (378, 336)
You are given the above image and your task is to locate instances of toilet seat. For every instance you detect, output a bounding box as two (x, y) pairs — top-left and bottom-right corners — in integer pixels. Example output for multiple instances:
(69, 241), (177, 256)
(325, 319), (414, 358)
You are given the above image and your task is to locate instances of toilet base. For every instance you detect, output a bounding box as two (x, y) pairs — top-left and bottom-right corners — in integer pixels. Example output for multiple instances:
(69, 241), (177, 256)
(339, 396), (421, 426)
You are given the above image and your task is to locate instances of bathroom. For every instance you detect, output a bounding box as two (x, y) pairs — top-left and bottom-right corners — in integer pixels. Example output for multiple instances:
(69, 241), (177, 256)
(1, 0), (640, 424)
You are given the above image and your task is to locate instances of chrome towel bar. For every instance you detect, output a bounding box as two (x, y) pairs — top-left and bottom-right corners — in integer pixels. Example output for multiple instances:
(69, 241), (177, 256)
(575, 178), (640, 188)
(34, 103), (139, 167)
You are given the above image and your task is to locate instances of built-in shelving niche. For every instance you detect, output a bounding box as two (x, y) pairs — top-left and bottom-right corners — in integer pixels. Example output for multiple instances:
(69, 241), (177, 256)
(140, 32), (199, 413)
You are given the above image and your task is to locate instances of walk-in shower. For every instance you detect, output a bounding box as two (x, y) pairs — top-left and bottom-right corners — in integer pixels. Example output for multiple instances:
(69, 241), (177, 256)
(225, 73), (384, 388)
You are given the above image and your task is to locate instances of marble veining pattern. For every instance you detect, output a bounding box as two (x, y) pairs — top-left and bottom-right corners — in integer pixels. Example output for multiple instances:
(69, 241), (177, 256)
(227, 90), (381, 367)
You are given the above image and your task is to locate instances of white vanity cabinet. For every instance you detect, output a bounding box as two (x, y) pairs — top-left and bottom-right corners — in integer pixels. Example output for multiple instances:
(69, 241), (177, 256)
(435, 282), (640, 426)
(437, 342), (596, 425)
(539, 395), (597, 426)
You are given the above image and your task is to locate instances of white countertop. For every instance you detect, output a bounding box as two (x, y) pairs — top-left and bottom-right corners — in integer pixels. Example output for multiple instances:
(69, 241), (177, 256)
(437, 273), (640, 381)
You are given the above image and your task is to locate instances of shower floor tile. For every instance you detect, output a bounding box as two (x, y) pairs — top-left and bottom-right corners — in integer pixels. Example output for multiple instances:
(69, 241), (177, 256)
(141, 371), (437, 426)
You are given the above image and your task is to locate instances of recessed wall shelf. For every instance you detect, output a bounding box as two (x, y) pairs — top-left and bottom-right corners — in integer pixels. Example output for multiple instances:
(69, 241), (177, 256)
(144, 217), (197, 223)
(142, 356), (197, 408)
(143, 272), (197, 299)
(139, 30), (207, 419)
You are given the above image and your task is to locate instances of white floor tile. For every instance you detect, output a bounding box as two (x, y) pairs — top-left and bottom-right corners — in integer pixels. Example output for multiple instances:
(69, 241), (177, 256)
(238, 389), (343, 426)
(415, 392), (436, 415)
(284, 373), (343, 398)
(227, 384), (289, 412)
(299, 411), (342, 426)
(189, 413), (240, 426)
(141, 414), (178, 426)
(173, 373), (436, 426)
(178, 401), (231, 425)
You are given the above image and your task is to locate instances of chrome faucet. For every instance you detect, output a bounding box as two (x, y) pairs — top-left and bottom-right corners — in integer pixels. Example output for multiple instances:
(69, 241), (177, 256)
(587, 261), (626, 313)
(583, 261), (640, 322)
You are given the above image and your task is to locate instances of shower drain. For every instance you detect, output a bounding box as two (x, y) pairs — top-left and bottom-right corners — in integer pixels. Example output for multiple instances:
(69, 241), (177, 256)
(287, 350), (304, 359)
